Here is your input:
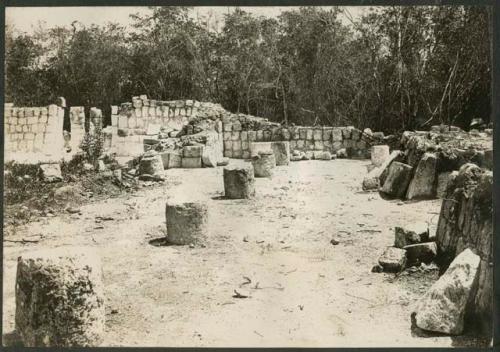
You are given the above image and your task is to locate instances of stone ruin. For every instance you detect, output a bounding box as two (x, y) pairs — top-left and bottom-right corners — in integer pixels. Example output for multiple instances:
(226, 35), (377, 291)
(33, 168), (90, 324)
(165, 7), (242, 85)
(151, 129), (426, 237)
(364, 126), (493, 337)
(7, 95), (493, 345)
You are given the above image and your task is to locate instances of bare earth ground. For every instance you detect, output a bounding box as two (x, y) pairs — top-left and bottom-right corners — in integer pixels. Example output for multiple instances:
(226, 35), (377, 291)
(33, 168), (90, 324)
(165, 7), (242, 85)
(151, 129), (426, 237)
(2, 159), (476, 347)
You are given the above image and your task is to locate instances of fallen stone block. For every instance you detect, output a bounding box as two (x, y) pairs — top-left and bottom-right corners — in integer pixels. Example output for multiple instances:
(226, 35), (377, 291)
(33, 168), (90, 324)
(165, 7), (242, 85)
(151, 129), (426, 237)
(181, 156), (202, 168)
(16, 247), (105, 347)
(378, 247), (407, 272)
(303, 151), (314, 160)
(404, 242), (437, 265)
(138, 153), (164, 175)
(252, 151), (276, 177)
(166, 152), (182, 168)
(336, 148), (348, 158)
(270, 141), (290, 166)
(223, 165), (255, 199)
(371, 145), (390, 167)
(413, 248), (480, 335)
(165, 201), (209, 245)
(394, 222), (429, 248)
(362, 166), (381, 191)
(436, 171), (453, 198)
(216, 157), (230, 167)
(379, 150), (403, 185)
(313, 151), (332, 160)
(406, 152), (438, 200)
(380, 161), (413, 199)
(39, 163), (62, 183)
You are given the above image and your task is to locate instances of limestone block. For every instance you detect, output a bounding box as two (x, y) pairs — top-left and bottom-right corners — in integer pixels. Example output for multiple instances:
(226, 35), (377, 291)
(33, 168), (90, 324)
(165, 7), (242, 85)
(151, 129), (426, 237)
(413, 248), (480, 335)
(167, 152), (182, 168)
(240, 131), (248, 141)
(242, 141), (249, 150)
(223, 165), (255, 199)
(380, 161), (413, 198)
(223, 123), (232, 132)
(233, 122), (242, 131)
(233, 148), (243, 159)
(342, 127), (352, 139)
(252, 151), (276, 177)
(314, 140), (324, 150)
(256, 130), (264, 141)
(299, 128), (307, 139)
(297, 140), (305, 149)
(15, 247), (105, 347)
(248, 131), (257, 142)
(378, 247), (406, 272)
(306, 140), (315, 150)
(371, 145), (390, 167)
(118, 115), (128, 129)
(250, 142), (273, 157)
(313, 128), (322, 141)
(404, 242), (437, 265)
(436, 171), (453, 198)
(183, 145), (203, 158)
(306, 129), (313, 141)
(282, 128), (291, 140)
(232, 141), (242, 151)
(181, 156), (202, 168)
(263, 130), (272, 141)
(271, 141), (290, 166)
(351, 128), (361, 140)
(141, 106), (149, 119)
(406, 152), (438, 200)
(39, 163), (62, 183)
(231, 131), (240, 141)
(138, 153), (164, 175)
(394, 222), (430, 248)
(166, 201), (209, 245)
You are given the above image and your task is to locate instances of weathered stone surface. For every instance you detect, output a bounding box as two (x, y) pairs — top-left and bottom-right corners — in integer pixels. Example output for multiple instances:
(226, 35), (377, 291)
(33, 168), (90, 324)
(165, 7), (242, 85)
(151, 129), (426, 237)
(223, 165), (255, 199)
(16, 247), (105, 347)
(270, 141), (290, 166)
(138, 153), (164, 175)
(159, 151), (170, 170)
(39, 163), (62, 183)
(183, 145), (203, 158)
(216, 157), (230, 166)
(378, 247), (407, 272)
(371, 145), (390, 167)
(313, 151), (332, 160)
(379, 150), (403, 186)
(380, 162), (413, 199)
(249, 142), (272, 158)
(394, 222), (429, 248)
(435, 167), (492, 334)
(165, 201), (209, 245)
(413, 248), (480, 335)
(436, 171), (453, 198)
(252, 152), (276, 178)
(166, 152), (182, 168)
(181, 156), (202, 168)
(406, 152), (438, 200)
(336, 148), (348, 158)
(404, 242), (437, 265)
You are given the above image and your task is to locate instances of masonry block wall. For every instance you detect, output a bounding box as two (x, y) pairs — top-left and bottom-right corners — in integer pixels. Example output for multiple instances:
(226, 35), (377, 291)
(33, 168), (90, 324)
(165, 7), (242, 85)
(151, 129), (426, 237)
(4, 103), (65, 162)
(109, 96), (226, 157)
(222, 114), (377, 159)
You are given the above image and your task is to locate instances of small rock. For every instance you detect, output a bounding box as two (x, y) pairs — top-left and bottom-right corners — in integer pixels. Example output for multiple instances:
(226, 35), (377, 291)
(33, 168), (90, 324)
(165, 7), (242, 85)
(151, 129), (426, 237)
(330, 238), (340, 245)
(394, 222), (429, 248)
(404, 242), (437, 265)
(336, 148), (348, 159)
(378, 247), (407, 272)
(217, 158), (230, 167)
(189, 243), (195, 248)
(39, 163), (62, 183)
(138, 174), (165, 182)
(83, 163), (94, 172)
(66, 207), (81, 214)
(371, 264), (383, 273)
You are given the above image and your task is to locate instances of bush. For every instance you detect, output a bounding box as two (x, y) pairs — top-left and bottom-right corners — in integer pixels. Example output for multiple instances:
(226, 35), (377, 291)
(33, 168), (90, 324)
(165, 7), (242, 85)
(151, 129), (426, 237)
(80, 124), (104, 165)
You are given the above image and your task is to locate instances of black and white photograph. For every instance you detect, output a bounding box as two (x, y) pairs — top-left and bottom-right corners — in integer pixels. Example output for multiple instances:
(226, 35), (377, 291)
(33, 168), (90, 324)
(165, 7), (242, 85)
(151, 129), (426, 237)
(2, 3), (495, 348)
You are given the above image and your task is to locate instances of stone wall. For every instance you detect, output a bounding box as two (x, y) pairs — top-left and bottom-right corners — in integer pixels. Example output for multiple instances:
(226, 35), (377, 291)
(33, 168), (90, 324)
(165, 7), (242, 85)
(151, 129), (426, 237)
(4, 104), (65, 162)
(222, 114), (380, 159)
(109, 96), (225, 157)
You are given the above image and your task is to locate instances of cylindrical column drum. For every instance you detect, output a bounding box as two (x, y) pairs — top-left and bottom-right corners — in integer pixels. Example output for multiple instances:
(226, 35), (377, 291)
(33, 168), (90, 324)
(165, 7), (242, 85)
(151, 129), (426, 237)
(252, 151), (276, 177)
(166, 201), (209, 245)
(15, 247), (105, 347)
(223, 165), (256, 199)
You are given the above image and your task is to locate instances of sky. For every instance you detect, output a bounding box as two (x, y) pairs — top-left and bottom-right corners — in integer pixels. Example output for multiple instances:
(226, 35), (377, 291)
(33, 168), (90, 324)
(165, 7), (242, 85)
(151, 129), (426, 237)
(6, 6), (369, 34)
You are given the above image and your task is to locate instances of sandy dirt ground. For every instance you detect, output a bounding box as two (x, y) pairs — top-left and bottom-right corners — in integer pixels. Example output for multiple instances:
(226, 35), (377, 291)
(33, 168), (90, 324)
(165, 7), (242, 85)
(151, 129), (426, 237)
(2, 159), (485, 347)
